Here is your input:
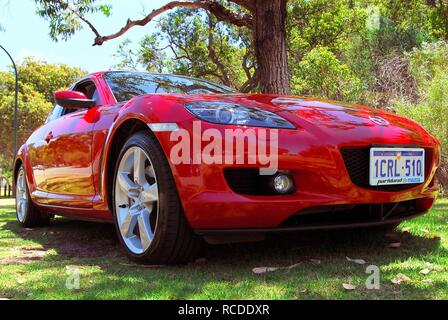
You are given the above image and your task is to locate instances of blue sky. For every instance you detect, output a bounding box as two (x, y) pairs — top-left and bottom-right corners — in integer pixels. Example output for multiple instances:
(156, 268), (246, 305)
(0, 0), (170, 72)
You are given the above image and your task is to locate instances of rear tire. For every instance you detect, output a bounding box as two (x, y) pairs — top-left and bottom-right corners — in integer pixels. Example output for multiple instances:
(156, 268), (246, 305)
(15, 166), (51, 228)
(112, 131), (201, 265)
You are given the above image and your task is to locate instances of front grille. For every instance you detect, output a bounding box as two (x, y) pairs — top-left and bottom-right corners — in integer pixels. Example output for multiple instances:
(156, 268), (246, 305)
(341, 147), (433, 191)
(281, 200), (419, 228)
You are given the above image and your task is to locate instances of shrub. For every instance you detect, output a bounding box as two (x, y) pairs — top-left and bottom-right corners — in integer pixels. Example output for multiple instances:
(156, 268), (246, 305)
(406, 41), (448, 94)
(292, 46), (362, 102)
(397, 64), (448, 190)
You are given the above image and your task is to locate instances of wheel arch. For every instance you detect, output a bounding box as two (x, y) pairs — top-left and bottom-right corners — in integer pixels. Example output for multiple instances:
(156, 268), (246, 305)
(13, 158), (23, 196)
(103, 118), (156, 212)
(13, 145), (31, 196)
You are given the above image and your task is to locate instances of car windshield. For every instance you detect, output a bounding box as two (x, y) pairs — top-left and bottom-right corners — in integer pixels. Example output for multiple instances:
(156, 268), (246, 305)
(104, 72), (237, 102)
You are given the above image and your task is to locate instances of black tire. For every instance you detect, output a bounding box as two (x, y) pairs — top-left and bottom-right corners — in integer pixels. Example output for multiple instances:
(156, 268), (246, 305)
(15, 166), (51, 228)
(112, 131), (201, 264)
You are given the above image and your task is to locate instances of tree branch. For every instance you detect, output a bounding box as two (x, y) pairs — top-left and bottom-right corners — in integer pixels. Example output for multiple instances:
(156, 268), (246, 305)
(240, 68), (259, 92)
(207, 14), (231, 85)
(228, 0), (255, 12)
(46, 0), (102, 38)
(88, 0), (253, 46)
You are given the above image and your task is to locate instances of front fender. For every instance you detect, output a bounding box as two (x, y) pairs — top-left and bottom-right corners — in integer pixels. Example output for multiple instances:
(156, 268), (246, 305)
(97, 95), (193, 211)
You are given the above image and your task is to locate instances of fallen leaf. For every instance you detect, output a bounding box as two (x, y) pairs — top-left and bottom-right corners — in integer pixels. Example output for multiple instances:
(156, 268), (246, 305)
(287, 263), (301, 270)
(16, 278), (26, 284)
(391, 273), (412, 284)
(65, 265), (85, 271)
(309, 259), (321, 265)
(342, 283), (357, 290)
(252, 267), (279, 274)
(401, 227), (411, 232)
(420, 229), (429, 234)
(425, 262), (432, 267)
(299, 289), (307, 294)
(346, 256), (366, 265)
(388, 242), (401, 248)
(419, 268), (431, 275)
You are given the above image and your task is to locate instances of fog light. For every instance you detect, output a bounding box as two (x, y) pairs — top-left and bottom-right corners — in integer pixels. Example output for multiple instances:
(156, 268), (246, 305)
(273, 173), (294, 194)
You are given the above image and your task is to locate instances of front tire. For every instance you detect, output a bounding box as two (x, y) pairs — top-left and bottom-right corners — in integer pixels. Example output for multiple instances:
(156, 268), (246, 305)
(112, 132), (201, 264)
(15, 166), (51, 227)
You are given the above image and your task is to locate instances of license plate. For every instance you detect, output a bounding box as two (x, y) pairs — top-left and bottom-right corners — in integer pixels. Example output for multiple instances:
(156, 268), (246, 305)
(369, 148), (425, 186)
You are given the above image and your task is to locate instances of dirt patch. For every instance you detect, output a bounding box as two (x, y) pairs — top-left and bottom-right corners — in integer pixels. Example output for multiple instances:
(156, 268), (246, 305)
(5, 217), (123, 260)
(48, 238), (121, 258)
(1, 246), (48, 265)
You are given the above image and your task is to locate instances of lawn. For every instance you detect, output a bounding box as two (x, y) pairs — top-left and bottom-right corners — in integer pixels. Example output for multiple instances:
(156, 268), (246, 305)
(0, 198), (447, 300)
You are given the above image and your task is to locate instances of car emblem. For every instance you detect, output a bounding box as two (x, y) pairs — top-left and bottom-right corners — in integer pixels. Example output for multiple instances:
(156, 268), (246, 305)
(369, 116), (390, 126)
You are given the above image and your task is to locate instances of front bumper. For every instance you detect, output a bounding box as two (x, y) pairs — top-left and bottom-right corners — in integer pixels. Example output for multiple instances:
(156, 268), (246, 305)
(154, 125), (440, 230)
(195, 200), (428, 233)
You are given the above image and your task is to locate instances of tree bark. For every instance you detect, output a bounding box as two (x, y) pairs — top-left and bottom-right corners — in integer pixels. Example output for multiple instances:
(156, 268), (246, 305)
(253, 0), (291, 94)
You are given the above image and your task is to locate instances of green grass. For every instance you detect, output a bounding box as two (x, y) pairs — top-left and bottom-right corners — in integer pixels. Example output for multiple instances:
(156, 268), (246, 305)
(0, 198), (447, 300)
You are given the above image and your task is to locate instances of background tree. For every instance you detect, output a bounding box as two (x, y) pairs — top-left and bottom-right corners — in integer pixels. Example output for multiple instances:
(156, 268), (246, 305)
(0, 57), (86, 172)
(34, 0), (290, 94)
(114, 8), (256, 92)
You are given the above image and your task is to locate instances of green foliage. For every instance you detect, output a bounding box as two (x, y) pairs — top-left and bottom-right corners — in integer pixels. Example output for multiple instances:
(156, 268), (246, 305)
(98, 4), (112, 17)
(397, 71), (448, 148)
(17, 57), (86, 101)
(288, 0), (368, 55)
(397, 42), (448, 179)
(0, 57), (86, 171)
(35, 0), (112, 41)
(406, 41), (448, 92)
(293, 46), (362, 102)
(374, 0), (448, 41)
(115, 8), (255, 91)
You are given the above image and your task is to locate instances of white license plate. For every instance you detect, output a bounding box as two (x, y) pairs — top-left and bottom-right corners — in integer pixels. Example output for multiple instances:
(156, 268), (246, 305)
(369, 148), (425, 186)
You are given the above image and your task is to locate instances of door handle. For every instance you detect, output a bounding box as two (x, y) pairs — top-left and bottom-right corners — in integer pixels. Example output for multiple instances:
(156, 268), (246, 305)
(44, 132), (54, 143)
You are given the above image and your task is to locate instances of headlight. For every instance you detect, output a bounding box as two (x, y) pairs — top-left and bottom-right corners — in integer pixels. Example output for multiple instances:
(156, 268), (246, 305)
(184, 102), (295, 129)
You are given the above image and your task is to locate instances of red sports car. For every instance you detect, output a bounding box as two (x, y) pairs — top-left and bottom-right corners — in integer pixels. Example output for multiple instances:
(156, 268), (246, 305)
(14, 71), (440, 264)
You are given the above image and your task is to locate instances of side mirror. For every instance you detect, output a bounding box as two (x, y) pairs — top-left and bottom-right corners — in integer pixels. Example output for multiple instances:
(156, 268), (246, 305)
(54, 91), (96, 109)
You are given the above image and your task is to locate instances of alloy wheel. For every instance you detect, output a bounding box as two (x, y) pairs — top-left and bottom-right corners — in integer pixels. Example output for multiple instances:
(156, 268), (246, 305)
(115, 146), (159, 254)
(16, 169), (28, 223)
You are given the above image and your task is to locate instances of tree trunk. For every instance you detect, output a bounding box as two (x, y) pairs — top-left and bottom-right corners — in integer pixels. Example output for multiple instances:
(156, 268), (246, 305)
(254, 0), (291, 94)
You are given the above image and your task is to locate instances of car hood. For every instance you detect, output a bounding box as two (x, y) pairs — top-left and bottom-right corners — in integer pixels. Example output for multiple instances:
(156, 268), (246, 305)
(170, 93), (435, 147)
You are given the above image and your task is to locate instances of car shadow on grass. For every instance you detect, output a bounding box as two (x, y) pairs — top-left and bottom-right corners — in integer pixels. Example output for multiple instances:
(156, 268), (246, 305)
(2, 210), (441, 264)
(1, 202), (446, 299)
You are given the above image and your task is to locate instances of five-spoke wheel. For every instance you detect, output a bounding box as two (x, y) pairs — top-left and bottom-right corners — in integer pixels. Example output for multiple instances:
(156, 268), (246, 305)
(115, 146), (159, 254)
(112, 132), (201, 264)
(16, 169), (28, 223)
(15, 166), (50, 227)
